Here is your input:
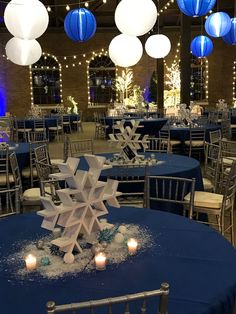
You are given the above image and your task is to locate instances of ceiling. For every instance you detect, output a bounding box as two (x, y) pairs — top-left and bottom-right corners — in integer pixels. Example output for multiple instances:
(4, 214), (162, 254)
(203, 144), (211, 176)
(0, 0), (235, 30)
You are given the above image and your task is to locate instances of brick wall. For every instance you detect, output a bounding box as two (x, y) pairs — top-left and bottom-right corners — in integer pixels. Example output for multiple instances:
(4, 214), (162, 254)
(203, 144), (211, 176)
(0, 29), (235, 119)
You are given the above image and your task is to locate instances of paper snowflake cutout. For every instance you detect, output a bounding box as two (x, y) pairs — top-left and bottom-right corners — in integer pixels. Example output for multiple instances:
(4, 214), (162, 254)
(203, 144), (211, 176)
(108, 120), (149, 161)
(37, 155), (121, 263)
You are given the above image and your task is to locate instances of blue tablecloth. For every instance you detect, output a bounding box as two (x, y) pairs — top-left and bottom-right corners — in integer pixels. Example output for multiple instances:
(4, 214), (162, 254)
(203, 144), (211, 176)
(105, 117), (168, 137)
(0, 207), (236, 314)
(79, 152), (203, 191)
(165, 124), (221, 143)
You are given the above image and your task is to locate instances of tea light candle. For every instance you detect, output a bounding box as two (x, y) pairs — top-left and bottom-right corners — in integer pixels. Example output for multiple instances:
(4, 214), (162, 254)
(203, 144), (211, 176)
(127, 238), (138, 255)
(95, 252), (106, 271)
(25, 254), (37, 271)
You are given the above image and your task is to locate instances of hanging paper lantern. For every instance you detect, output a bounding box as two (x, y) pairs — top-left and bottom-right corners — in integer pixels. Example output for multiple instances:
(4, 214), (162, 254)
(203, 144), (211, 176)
(222, 18), (236, 45)
(4, 0), (49, 40)
(205, 12), (231, 38)
(145, 34), (171, 59)
(176, 0), (216, 17)
(64, 8), (96, 42)
(108, 34), (143, 67)
(6, 37), (42, 66)
(115, 0), (157, 36)
(190, 35), (213, 58)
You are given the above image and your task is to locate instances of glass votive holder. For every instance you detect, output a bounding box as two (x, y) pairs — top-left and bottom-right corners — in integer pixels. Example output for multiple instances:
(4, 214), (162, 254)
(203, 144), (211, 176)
(127, 238), (138, 255)
(25, 254), (37, 271)
(95, 252), (106, 271)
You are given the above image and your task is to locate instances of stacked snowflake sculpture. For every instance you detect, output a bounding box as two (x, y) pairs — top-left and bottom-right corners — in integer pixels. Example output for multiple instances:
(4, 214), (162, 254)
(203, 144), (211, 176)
(37, 155), (121, 264)
(109, 120), (149, 161)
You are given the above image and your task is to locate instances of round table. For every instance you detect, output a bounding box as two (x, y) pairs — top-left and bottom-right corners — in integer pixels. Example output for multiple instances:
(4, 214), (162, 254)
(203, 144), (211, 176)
(0, 207), (236, 314)
(167, 124), (221, 142)
(79, 152), (203, 190)
(105, 117), (168, 137)
(79, 152), (203, 216)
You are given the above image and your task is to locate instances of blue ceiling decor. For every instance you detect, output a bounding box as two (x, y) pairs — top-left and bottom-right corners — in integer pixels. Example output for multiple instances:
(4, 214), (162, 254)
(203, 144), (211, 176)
(222, 18), (236, 45)
(64, 8), (97, 42)
(190, 35), (214, 58)
(205, 12), (231, 38)
(176, 0), (216, 17)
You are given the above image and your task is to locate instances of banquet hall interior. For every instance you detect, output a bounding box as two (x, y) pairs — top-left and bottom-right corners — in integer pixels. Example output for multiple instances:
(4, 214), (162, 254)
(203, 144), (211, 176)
(1, 0), (236, 314)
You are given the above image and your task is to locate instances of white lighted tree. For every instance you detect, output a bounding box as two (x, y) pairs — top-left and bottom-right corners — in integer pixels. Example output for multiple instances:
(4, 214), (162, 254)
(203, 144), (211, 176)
(114, 68), (133, 103)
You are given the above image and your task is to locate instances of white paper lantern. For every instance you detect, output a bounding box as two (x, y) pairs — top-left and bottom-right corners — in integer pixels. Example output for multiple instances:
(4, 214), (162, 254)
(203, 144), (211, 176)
(115, 0), (157, 36)
(145, 34), (171, 58)
(6, 37), (42, 66)
(4, 0), (49, 40)
(109, 34), (143, 67)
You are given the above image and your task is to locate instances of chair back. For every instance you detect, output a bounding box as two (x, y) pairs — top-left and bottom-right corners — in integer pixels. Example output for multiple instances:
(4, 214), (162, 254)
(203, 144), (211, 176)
(9, 152), (23, 198)
(69, 139), (94, 157)
(207, 111), (219, 124)
(0, 144), (10, 187)
(107, 164), (148, 207)
(145, 137), (170, 153)
(204, 142), (221, 192)
(221, 120), (231, 140)
(209, 129), (222, 144)
(46, 282), (169, 314)
(34, 144), (51, 165)
(33, 118), (45, 129)
(27, 131), (48, 143)
(146, 175), (195, 218)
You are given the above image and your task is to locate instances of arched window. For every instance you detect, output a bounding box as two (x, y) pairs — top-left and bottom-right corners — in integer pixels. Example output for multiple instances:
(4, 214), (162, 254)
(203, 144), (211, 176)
(190, 55), (208, 101)
(88, 55), (116, 108)
(30, 53), (62, 106)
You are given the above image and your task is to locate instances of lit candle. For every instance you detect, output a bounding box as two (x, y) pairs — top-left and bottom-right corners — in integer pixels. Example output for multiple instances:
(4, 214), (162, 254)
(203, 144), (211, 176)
(25, 254), (37, 271)
(95, 252), (106, 271)
(127, 238), (138, 255)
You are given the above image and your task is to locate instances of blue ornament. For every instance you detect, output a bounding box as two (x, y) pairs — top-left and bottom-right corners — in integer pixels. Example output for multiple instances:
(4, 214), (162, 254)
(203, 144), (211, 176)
(222, 18), (236, 45)
(64, 8), (96, 42)
(190, 35), (213, 58)
(205, 12), (231, 38)
(176, 0), (216, 17)
(40, 257), (50, 266)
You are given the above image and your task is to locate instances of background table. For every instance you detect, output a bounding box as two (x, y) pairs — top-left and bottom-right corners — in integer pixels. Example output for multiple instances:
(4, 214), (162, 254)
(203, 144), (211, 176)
(105, 117), (168, 137)
(166, 124), (221, 143)
(79, 152), (203, 215)
(1, 207), (236, 314)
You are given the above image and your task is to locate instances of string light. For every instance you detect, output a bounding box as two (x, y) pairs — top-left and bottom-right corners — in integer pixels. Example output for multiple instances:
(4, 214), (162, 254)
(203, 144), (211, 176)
(47, 6), (51, 12)
(233, 61), (236, 101)
(66, 5), (70, 11)
(85, 2), (89, 7)
(29, 52), (63, 106)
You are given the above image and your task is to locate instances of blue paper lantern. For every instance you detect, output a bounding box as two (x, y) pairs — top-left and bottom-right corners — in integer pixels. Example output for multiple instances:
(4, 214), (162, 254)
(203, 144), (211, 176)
(64, 8), (96, 42)
(222, 18), (236, 45)
(190, 35), (213, 58)
(177, 0), (216, 17)
(205, 12), (231, 38)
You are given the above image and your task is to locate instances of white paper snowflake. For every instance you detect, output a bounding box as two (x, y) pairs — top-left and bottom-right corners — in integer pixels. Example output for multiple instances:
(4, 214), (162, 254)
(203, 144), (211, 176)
(108, 120), (149, 161)
(37, 155), (121, 263)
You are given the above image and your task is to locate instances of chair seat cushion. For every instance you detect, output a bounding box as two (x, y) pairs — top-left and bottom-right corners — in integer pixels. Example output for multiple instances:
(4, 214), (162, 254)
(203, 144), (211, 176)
(202, 177), (214, 191)
(230, 124), (236, 128)
(184, 191), (223, 209)
(21, 167), (38, 178)
(18, 128), (31, 132)
(23, 187), (51, 202)
(170, 140), (181, 146)
(48, 126), (62, 131)
(72, 120), (81, 124)
(34, 128), (45, 132)
(222, 157), (236, 165)
(0, 174), (14, 185)
(184, 140), (205, 147)
(51, 158), (64, 166)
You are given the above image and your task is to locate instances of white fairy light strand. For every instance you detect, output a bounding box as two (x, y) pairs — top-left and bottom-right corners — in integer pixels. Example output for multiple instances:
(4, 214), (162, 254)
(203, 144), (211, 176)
(233, 61), (236, 101)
